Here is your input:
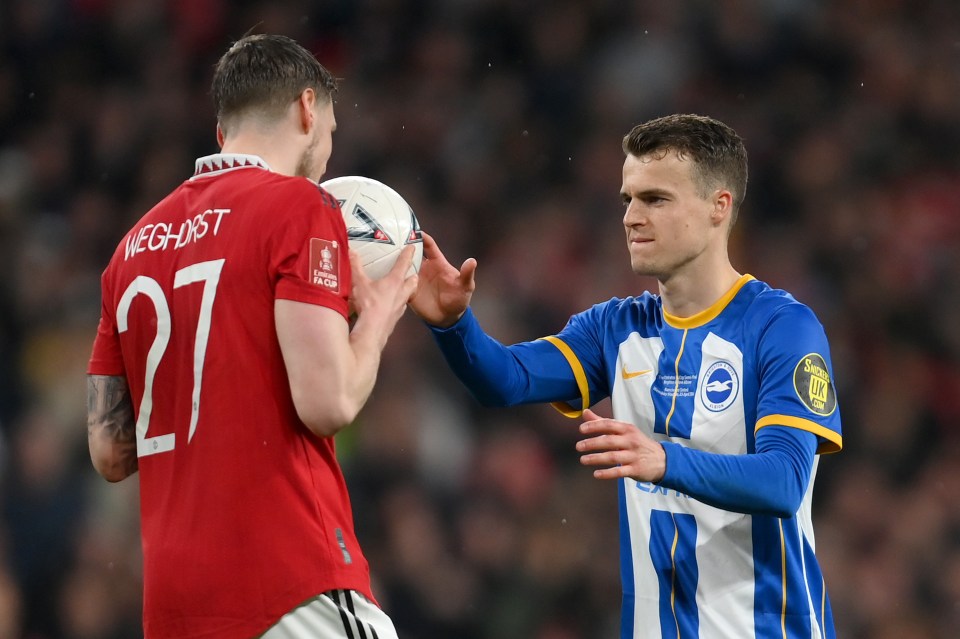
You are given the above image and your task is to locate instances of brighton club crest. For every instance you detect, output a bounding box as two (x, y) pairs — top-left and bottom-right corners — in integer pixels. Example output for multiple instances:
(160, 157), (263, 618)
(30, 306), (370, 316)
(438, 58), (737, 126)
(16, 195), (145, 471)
(700, 360), (739, 412)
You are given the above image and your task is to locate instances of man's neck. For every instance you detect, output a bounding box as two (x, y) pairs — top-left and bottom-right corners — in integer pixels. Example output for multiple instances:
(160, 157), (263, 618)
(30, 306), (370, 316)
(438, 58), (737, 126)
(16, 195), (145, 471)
(220, 134), (299, 177)
(658, 261), (742, 319)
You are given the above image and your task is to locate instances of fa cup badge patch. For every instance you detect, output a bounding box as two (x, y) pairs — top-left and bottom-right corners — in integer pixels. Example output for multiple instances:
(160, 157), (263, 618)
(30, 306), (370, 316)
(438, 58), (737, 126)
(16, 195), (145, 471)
(310, 238), (340, 293)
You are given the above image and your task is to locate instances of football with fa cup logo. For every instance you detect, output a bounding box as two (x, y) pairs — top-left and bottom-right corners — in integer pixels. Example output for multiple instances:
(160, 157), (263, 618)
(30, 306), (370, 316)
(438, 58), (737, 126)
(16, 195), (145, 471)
(321, 175), (424, 280)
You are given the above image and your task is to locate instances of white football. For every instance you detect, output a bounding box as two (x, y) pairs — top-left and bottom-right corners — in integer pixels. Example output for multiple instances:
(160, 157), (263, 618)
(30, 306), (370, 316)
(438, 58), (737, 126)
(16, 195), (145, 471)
(321, 175), (424, 280)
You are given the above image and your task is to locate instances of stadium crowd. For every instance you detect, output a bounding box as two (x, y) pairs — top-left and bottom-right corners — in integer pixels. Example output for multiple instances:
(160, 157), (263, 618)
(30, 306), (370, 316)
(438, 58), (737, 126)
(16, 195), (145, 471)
(1, 0), (959, 637)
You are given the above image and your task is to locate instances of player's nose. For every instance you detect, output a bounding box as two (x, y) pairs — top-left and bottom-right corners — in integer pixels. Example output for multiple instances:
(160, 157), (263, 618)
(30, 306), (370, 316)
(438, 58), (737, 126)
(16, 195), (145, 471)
(623, 201), (646, 227)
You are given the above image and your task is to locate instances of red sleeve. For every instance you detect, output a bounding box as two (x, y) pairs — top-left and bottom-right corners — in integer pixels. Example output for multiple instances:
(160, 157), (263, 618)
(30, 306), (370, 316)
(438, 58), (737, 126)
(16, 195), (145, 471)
(87, 270), (126, 376)
(273, 183), (351, 319)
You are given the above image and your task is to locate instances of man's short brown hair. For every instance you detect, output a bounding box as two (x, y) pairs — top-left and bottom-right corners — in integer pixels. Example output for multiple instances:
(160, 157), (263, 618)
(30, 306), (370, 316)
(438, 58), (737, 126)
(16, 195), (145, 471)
(212, 34), (338, 133)
(623, 114), (748, 224)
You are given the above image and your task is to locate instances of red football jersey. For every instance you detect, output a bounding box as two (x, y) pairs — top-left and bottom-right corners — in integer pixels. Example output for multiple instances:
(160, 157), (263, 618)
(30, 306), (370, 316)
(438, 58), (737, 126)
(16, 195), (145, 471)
(88, 154), (373, 638)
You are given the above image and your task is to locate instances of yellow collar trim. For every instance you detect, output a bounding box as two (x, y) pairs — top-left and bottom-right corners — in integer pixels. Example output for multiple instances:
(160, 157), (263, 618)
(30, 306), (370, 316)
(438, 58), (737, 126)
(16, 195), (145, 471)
(662, 274), (755, 329)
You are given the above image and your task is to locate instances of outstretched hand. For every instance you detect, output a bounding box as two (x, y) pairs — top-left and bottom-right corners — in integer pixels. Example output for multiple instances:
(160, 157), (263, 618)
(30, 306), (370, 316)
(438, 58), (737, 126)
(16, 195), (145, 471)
(576, 409), (667, 483)
(408, 232), (478, 327)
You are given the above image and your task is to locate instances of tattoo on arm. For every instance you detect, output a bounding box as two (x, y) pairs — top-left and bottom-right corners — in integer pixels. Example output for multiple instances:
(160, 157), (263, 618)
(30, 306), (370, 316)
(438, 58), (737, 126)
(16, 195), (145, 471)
(87, 375), (139, 479)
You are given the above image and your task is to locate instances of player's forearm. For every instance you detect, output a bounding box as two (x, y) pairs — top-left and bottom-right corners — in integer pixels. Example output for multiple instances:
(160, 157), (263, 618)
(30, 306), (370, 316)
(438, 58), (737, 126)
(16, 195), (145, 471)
(429, 307), (579, 407)
(658, 425), (817, 518)
(276, 299), (400, 438)
(343, 323), (388, 416)
(429, 309), (517, 405)
(86, 375), (139, 482)
(316, 306), (405, 435)
(290, 329), (384, 438)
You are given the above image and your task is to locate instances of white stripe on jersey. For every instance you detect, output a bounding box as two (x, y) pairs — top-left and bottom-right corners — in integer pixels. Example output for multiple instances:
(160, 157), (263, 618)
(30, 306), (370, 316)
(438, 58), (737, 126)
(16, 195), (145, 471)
(616, 331), (757, 638)
(691, 332), (746, 452)
(261, 590), (398, 639)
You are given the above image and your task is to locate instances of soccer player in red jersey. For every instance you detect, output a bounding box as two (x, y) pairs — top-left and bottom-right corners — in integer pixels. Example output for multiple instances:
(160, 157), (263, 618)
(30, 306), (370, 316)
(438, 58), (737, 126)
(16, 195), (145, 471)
(86, 34), (416, 639)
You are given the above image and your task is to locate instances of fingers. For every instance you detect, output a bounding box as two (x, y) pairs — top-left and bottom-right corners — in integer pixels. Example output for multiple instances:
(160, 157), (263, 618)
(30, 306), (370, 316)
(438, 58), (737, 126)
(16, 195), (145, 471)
(421, 232), (447, 262)
(590, 466), (633, 480)
(349, 249), (371, 286)
(579, 449), (631, 467)
(423, 232), (476, 281)
(575, 425), (667, 483)
(579, 417), (628, 436)
(579, 448), (635, 481)
(352, 246), (419, 312)
(382, 245), (418, 294)
(581, 408), (604, 422)
(576, 432), (625, 453)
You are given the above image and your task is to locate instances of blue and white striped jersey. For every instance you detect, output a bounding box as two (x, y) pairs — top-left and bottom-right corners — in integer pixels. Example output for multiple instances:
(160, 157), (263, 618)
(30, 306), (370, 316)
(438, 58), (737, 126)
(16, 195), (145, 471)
(542, 274), (842, 638)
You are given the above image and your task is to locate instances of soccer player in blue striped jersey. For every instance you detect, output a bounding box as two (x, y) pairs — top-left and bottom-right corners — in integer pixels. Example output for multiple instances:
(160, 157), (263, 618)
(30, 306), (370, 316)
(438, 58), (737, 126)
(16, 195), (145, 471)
(410, 114), (842, 638)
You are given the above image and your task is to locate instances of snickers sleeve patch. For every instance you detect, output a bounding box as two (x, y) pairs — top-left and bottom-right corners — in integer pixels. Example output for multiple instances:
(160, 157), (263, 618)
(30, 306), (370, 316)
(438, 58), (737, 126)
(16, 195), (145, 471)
(792, 353), (837, 416)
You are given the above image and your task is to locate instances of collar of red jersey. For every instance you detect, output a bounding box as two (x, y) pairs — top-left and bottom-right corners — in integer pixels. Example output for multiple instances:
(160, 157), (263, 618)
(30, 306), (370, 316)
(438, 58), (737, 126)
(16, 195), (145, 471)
(192, 153), (271, 178)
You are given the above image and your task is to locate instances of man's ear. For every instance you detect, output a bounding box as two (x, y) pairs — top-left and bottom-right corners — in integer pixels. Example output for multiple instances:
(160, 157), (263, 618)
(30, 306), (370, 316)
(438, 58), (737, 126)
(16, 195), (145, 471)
(216, 123), (225, 148)
(711, 189), (734, 227)
(298, 88), (316, 134)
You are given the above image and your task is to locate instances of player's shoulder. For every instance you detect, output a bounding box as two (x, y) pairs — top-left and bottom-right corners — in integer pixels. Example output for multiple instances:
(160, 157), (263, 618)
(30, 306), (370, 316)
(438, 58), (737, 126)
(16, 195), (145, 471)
(244, 176), (342, 234)
(572, 291), (660, 333)
(263, 175), (340, 210)
(587, 290), (659, 316)
(740, 278), (824, 332)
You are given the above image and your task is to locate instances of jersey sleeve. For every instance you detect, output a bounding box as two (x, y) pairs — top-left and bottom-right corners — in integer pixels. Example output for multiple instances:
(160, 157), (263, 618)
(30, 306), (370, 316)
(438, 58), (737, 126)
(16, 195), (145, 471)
(429, 300), (614, 415)
(272, 184), (350, 319)
(659, 425), (818, 517)
(87, 269), (125, 376)
(428, 307), (582, 406)
(753, 302), (842, 454)
(541, 302), (614, 417)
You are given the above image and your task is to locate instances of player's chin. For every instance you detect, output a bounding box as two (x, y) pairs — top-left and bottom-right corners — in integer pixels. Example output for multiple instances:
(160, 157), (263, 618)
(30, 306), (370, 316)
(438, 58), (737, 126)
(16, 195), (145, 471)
(628, 259), (658, 277)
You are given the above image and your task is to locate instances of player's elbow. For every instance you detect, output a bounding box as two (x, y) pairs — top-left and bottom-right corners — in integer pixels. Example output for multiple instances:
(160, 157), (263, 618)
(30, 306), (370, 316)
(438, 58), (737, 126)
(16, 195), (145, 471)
(88, 447), (134, 483)
(769, 461), (811, 518)
(759, 486), (805, 519)
(88, 428), (137, 483)
(94, 463), (131, 483)
(291, 392), (356, 438)
(765, 502), (800, 520)
(469, 384), (518, 408)
(299, 414), (352, 438)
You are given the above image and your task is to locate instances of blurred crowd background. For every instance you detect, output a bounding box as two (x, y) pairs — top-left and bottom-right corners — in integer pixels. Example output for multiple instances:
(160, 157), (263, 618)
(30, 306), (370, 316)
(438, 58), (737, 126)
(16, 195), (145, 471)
(1, 0), (959, 637)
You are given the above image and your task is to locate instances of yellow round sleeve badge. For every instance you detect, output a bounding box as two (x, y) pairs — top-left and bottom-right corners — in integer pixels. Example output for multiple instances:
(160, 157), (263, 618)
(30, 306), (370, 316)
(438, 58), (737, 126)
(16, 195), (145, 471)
(793, 353), (837, 416)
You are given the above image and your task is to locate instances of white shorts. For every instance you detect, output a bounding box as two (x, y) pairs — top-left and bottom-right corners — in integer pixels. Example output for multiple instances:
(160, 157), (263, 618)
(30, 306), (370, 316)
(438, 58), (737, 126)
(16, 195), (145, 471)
(261, 590), (399, 639)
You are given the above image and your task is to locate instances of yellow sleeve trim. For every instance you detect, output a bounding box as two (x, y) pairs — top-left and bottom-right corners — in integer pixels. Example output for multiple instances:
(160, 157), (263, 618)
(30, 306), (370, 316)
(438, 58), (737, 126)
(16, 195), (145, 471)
(539, 336), (590, 419)
(756, 414), (843, 454)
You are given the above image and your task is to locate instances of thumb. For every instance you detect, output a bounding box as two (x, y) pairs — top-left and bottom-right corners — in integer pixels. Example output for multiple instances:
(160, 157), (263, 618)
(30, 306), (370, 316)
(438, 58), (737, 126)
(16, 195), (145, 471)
(390, 245), (416, 277)
(402, 273), (419, 302)
(581, 408), (605, 422)
(459, 258), (478, 289)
